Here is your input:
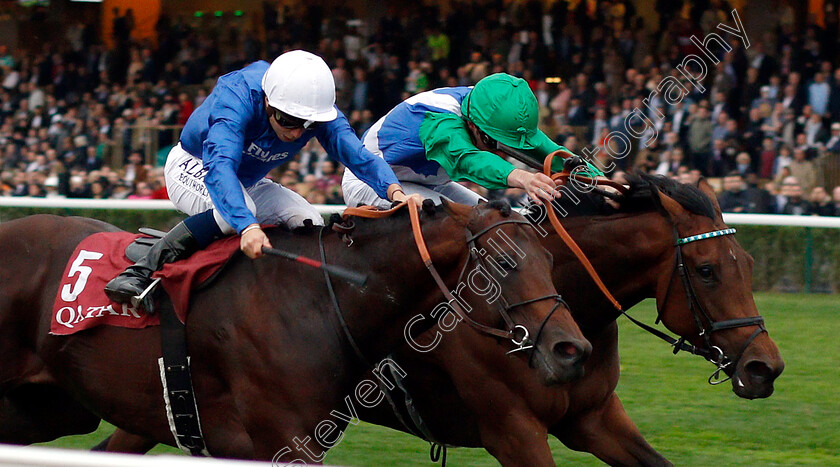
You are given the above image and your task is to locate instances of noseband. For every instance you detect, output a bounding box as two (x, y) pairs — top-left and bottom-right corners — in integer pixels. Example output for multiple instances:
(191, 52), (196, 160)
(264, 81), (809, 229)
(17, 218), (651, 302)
(657, 227), (767, 384)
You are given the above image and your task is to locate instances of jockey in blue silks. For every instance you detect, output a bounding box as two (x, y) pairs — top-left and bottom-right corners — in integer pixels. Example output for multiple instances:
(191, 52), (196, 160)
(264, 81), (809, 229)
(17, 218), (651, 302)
(105, 50), (417, 305)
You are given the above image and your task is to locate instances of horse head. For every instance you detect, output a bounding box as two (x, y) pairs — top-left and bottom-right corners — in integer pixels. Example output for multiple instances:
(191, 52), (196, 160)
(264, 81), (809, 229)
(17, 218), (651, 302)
(651, 177), (784, 399)
(440, 199), (591, 384)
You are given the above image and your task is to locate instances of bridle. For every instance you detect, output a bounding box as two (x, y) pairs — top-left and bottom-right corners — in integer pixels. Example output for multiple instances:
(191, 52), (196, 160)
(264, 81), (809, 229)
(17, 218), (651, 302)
(458, 215), (568, 360)
(653, 226), (767, 385)
(322, 202), (567, 367)
(534, 149), (768, 386)
(408, 203), (566, 362)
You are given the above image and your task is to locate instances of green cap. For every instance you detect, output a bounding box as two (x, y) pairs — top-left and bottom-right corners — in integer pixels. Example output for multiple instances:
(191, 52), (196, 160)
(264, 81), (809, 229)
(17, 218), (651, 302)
(461, 73), (553, 151)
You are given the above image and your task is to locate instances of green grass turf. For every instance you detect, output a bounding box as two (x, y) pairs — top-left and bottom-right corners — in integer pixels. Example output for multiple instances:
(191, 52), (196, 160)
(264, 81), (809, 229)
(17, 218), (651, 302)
(36, 293), (839, 466)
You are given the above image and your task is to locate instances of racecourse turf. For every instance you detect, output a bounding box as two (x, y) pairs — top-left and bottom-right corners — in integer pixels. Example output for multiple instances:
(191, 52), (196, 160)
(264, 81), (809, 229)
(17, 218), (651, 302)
(37, 293), (839, 466)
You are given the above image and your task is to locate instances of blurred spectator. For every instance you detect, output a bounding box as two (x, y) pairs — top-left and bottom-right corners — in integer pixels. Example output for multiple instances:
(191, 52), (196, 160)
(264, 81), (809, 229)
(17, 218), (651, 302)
(808, 186), (836, 216)
(121, 151), (148, 184)
(808, 72), (830, 116)
(827, 123), (840, 152)
(788, 147), (817, 194)
(687, 107), (713, 175)
(757, 137), (777, 179)
(718, 172), (750, 213)
(0, 0), (836, 215)
(127, 181), (153, 199)
(779, 177), (811, 215)
(833, 186), (840, 215)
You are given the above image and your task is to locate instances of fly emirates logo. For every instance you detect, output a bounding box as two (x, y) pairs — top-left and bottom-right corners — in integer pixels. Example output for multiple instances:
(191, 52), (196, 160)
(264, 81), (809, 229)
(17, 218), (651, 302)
(245, 143), (291, 163)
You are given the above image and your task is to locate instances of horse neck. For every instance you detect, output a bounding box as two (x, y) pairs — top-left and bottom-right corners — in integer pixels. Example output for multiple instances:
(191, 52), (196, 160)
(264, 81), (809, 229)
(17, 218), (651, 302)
(329, 214), (467, 363)
(548, 211), (674, 330)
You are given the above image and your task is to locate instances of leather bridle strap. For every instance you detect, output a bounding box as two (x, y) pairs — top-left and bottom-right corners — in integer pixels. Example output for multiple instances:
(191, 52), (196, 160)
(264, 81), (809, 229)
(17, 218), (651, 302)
(464, 218), (532, 243)
(318, 225), (373, 367)
(342, 201), (562, 346)
(407, 201), (514, 340)
(619, 307), (712, 357)
(709, 317), (766, 333)
(543, 150), (624, 312)
(343, 202), (409, 219)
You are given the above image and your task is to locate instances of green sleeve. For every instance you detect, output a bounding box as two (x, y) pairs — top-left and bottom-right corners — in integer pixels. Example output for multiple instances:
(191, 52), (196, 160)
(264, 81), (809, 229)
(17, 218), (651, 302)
(418, 112), (516, 190)
(530, 138), (605, 177)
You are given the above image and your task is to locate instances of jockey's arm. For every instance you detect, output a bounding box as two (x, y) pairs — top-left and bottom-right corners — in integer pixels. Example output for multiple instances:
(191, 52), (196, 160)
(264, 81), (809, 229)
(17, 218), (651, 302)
(420, 112), (557, 203)
(201, 92), (272, 259)
(316, 109), (418, 204)
(203, 123), (257, 234)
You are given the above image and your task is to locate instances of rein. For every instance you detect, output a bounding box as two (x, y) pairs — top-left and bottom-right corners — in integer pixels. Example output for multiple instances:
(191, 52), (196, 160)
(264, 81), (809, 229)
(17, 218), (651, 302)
(541, 150), (765, 384)
(331, 201), (567, 462)
(342, 202), (564, 355)
(542, 150), (624, 311)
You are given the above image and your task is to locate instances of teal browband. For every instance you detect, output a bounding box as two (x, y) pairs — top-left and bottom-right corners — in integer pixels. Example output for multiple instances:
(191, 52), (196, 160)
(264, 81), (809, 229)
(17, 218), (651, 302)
(676, 228), (737, 245)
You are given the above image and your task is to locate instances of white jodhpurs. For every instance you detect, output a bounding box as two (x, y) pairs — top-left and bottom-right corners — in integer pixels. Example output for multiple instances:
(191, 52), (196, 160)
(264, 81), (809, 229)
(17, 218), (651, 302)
(342, 166), (485, 208)
(164, 144), (324, 234)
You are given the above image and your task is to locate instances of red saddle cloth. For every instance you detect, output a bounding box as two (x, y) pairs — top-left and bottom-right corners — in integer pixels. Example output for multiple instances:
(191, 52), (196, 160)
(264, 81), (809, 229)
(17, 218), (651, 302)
(50, 231), (240, 336)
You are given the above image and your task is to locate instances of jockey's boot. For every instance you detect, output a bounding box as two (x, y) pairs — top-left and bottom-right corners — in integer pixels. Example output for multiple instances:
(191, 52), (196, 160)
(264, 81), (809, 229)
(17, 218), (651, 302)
(104, 221), (200, 305)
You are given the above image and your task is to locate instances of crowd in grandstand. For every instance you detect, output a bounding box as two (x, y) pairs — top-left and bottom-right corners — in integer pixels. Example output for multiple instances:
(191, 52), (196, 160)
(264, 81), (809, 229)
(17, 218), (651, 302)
(1, 0), (840, 215)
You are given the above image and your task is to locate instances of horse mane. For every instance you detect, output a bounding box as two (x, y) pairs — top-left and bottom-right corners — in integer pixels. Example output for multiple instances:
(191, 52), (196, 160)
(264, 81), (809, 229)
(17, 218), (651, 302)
(622, 172), (716, 219)
(552, 171), (716, 220)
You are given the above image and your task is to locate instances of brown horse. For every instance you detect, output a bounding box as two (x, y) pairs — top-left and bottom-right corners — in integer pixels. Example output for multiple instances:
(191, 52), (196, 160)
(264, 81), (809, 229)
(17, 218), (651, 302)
(96, 174), (784, 465)
(356, 175), (784, 465)
(0, 200), (590, 462)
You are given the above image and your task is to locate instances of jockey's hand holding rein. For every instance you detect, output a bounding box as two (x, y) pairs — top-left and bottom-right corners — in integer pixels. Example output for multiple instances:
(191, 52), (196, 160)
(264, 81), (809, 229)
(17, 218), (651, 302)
(240, 184), (422, 259)
(387, 183), (424, 206)
(508, 169), (556, 205)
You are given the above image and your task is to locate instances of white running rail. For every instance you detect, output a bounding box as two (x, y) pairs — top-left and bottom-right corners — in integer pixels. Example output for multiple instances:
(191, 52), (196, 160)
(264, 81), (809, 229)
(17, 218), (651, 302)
(0, 444), (301, 467)
(1, 198), (839, 228)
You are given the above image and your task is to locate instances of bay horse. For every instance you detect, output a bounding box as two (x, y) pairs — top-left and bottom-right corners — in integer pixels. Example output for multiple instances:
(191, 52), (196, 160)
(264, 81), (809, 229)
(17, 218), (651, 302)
(0, 200), (591, 462)
(96, 174), (784, 465)
(356, 174), (784, 465)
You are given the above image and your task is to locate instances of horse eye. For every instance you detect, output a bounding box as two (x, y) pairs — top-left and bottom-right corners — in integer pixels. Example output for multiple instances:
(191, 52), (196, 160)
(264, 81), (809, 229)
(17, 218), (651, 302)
(696, 265), (714, 279)
(495, 256), (516, 270)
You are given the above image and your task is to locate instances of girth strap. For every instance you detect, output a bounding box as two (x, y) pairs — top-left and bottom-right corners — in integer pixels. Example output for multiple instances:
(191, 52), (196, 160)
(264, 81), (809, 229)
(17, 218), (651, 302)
(155, 289), (210, 456)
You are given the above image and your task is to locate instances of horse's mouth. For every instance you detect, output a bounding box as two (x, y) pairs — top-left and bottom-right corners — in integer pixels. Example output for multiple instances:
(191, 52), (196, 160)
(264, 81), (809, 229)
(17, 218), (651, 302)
(732, 374), (775, 399)
(731, 359), (783, 399)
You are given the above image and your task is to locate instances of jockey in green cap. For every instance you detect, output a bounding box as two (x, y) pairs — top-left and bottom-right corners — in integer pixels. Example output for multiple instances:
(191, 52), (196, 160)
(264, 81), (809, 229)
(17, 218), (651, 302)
(342, 72), (603, 208)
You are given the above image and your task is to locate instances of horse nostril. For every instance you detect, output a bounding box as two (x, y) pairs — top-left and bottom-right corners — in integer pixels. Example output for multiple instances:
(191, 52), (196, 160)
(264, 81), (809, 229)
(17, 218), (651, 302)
(553, 340), (589, 364)
(554, 341), (578, 357)
(744, 360), (776, 384)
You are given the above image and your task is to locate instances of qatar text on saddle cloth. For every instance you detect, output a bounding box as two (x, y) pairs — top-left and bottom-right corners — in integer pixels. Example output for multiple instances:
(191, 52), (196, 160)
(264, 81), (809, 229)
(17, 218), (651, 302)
(50, 231), (239, 335)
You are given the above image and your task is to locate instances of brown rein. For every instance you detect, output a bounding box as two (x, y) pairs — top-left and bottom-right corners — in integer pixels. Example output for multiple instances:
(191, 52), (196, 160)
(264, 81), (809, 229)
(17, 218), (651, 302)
(342, 153), (635, 317)
(343, 201), (517, 341)
(542, 149), (624, 312)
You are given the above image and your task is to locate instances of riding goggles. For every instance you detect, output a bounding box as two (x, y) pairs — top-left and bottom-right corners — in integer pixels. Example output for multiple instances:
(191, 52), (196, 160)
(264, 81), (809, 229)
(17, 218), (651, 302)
(272, 109), (321, 130)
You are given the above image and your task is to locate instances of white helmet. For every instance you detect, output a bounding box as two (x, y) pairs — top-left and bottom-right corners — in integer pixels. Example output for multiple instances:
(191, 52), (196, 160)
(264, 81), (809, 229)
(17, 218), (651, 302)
(262, 50), (338, 123)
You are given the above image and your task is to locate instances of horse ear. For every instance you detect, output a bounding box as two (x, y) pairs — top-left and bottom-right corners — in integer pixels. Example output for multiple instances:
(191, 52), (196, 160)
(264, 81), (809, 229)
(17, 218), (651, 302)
(440, 198), (473, 224)
(696, 177), (724, 220)
(656, 190), (691, 226)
